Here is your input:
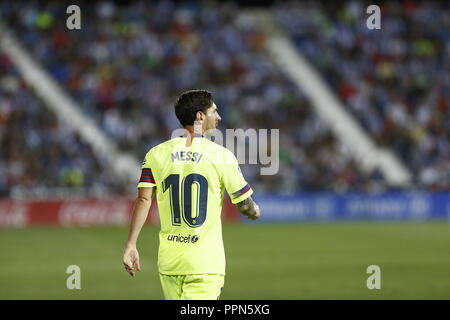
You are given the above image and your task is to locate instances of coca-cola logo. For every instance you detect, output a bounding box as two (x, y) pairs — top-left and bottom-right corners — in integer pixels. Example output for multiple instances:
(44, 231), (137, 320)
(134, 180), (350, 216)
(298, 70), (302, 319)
(59, 200), (131, 227)
(0, 202), (28, 228)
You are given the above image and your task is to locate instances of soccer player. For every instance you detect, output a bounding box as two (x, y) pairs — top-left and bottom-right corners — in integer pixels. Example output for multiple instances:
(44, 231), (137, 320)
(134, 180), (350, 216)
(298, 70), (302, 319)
(122, 89), (260, 300)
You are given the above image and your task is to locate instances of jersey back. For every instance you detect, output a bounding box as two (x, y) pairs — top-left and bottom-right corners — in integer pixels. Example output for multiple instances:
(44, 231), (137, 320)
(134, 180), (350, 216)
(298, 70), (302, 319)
(138, 136), (253, 275)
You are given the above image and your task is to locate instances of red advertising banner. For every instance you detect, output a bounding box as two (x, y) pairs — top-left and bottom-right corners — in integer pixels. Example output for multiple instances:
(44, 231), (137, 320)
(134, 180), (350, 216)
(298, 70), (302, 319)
(0, 196), (240, 228)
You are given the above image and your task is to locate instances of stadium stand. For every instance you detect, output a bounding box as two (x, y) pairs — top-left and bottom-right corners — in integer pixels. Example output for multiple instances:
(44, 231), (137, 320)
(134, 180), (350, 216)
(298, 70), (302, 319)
(275, 0), (449, 190)
(0, 52), (126, 197)
(0, 0), (447, 198)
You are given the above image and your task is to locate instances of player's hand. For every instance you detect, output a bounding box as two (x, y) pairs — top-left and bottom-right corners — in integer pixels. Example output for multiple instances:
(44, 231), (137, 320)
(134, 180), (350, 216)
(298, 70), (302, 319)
(247, 204), (260, 220)
(122, 245), (141, 277)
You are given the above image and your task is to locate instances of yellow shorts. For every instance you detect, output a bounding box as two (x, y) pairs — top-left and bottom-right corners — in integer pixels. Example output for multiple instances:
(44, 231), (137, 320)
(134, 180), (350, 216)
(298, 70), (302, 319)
(159, 273), (225, 300)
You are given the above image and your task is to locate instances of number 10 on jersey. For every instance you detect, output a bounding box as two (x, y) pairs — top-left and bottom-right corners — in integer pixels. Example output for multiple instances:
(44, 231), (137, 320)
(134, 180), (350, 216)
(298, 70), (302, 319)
(162, 174), (208, 228)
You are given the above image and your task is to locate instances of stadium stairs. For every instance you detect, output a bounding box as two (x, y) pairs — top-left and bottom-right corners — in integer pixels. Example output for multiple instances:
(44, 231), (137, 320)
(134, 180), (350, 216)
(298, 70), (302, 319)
(247, 9), (412, 187)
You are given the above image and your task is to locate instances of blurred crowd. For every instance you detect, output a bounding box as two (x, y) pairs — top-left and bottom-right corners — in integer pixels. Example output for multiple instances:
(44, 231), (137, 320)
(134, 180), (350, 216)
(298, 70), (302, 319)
(0, 0), (446, 198)
(276, 0), (449, 190)
(0, 53), (126, 197)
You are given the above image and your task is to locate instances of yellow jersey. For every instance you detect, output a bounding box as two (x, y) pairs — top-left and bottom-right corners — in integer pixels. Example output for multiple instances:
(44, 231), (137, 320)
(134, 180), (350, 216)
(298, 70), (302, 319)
(137, 135), (253, 275)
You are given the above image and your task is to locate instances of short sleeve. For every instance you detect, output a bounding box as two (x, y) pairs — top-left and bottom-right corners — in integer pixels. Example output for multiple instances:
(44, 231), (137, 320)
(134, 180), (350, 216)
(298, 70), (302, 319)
(221, 150), (253, 204)
(137, 150), (157, 189)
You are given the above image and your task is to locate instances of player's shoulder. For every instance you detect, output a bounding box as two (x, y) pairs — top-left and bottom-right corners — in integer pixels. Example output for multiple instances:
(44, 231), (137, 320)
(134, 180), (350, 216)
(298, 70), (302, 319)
(144, 137), (184, 159)
(199, 137), (233, 154)
(199, 138), (237, 165)
(151, 137), (186, 151)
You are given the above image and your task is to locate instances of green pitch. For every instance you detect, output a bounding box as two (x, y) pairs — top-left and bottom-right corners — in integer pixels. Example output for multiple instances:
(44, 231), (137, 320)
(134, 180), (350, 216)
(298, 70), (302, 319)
(0, 222), (449, 299)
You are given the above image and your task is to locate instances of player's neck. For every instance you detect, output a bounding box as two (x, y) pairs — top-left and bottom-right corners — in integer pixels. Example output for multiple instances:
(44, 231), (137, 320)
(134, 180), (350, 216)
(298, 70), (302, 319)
(183, 126), (204, 147)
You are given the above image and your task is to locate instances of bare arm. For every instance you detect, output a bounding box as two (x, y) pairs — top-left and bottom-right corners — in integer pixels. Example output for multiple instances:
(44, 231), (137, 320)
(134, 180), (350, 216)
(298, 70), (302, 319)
(123, 186), (155, 277)
(236, 196), (260, 220)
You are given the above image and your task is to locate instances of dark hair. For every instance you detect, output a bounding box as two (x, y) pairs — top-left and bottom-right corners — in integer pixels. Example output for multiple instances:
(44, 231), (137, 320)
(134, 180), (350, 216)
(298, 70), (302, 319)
(174, 89), (213, 127)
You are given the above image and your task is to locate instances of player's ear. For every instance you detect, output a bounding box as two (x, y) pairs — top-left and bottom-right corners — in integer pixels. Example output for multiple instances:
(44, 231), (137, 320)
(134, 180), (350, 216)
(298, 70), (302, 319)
(195, 111), (204, 121)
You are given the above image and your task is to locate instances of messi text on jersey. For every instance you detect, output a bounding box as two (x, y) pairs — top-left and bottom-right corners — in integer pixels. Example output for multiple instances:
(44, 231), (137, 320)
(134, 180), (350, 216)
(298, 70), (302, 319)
(171, 151), (203, 163)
